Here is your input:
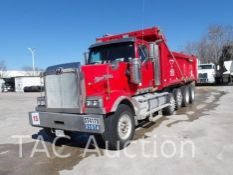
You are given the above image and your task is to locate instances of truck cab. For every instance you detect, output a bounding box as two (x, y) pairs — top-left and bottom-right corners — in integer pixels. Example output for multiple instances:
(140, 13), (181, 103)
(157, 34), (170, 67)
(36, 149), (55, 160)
(197, 63), (216, 84)
(29, 27), (197, 149)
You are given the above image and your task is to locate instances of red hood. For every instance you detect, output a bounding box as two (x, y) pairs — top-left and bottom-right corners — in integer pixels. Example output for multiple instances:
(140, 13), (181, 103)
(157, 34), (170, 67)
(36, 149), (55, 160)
(81, 64), (110, 97)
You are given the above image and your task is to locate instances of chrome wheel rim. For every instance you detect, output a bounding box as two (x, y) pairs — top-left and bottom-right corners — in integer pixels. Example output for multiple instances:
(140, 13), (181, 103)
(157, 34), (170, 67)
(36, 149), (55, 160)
(177, 90), (182, 106)
(170, 96), (176, 112)
(117, 114), (132, 140)
(191, 89), (195, 100)
(185, 89), (189, 103)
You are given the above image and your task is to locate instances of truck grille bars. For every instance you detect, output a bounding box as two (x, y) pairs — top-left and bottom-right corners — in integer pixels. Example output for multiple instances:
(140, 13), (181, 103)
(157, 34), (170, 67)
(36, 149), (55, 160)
(43, 62), (83, 114)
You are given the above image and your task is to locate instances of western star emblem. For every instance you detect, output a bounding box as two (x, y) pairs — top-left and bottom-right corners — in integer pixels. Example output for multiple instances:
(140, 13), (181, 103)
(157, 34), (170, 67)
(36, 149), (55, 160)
(94, 74), (113, 83)
(56, 67), (63, 74)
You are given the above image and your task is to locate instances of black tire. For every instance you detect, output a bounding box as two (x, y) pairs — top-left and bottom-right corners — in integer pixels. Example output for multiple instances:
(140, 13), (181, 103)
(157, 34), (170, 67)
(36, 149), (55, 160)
(23, 87), (29, 92)
(215, 77), (220, 85)
(102, 104), (135, 150)
(188, 84), (195, 103)
(162, 93), (176, 116)
(173, 88), (183, 110)
(181, 86), (190, 107)
(228, 76), (232, 84)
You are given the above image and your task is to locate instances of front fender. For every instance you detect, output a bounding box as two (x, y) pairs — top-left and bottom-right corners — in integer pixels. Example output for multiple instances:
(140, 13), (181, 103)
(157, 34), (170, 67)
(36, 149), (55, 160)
(110, 96), (139, 115)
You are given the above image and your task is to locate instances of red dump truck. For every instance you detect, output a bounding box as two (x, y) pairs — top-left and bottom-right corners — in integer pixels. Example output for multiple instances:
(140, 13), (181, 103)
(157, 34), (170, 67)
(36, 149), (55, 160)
(29, 27), (197, 149)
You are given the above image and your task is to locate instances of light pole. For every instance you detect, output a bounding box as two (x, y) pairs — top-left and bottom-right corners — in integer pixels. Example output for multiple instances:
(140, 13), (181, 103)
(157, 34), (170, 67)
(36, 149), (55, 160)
(28, 48), (36, 76)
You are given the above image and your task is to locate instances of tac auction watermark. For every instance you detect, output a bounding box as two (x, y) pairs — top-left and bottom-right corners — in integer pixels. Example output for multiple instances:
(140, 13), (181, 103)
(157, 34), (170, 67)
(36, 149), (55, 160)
(11, 134), (196, 159)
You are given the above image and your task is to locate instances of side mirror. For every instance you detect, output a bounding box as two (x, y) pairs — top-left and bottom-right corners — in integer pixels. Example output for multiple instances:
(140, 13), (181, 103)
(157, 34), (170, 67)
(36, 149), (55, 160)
(129, 58), (141, 84)
(84, 52), (89, 65)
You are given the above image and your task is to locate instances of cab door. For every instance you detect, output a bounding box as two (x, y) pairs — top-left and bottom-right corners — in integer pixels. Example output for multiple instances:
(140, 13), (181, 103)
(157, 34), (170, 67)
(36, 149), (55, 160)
(138, 44), (154, 89)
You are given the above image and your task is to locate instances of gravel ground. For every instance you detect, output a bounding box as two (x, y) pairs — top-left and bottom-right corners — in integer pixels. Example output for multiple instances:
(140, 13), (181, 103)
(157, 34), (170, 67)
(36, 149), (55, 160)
(0, 86), (233, 175)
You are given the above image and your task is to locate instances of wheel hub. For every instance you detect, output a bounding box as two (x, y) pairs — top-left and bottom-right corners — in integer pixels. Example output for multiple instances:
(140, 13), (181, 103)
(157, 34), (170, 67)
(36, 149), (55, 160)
(186, 90), (189, 103)
(170, 96), (176, 111)
(117, 114), (132, 140)
(177, 91), (182, 105)
(191, 89), (195, 100)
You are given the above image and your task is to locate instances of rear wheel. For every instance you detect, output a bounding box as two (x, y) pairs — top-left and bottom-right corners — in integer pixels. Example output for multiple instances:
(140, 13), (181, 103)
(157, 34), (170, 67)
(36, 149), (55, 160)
(189, 84), (195, 103)
(102, 104), (135, 150)
(162, 93), (176, 115)
(173, 88), (182, 109)
(181, 86), (190, 107)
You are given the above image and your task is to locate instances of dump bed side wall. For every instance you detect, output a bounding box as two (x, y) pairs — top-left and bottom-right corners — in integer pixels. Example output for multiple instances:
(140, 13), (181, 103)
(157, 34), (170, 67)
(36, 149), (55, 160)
(158, 44), (197, 90)
(96, 27), (197, 91)
(174, 53), (197, 81)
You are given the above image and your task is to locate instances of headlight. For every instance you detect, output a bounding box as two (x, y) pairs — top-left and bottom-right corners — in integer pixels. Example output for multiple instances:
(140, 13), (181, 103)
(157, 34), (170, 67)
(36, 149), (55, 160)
(86, 98), (103, 108)
(37, 97), (45, 106)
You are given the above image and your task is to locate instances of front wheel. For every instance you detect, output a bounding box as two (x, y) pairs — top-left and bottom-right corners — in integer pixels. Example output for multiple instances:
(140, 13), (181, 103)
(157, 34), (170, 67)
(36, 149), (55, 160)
(102, 104), (135, 150)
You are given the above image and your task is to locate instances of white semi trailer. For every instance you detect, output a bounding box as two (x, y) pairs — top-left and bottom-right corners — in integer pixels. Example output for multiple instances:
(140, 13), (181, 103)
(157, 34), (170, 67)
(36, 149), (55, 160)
(198, 61), (233, 84)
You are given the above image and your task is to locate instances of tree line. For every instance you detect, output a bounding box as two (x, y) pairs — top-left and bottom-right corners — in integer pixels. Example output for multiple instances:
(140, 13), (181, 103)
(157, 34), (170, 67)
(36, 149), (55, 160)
(183, 24), (233, 64)
(1, 24), (233, 78)
(0, 61), (43, 78)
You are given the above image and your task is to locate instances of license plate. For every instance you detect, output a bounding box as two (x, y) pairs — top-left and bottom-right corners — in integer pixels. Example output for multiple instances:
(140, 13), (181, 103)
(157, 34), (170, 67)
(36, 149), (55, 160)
(31, 112), (40, 125)
(83, 117), (101, 130)
(55, 129), (65, 137)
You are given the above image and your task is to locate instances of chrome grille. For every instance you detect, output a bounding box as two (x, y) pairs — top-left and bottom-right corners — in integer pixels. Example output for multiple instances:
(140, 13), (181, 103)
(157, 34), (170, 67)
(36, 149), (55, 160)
(198, 73), (207, 79)
(45, 70), (80, 109)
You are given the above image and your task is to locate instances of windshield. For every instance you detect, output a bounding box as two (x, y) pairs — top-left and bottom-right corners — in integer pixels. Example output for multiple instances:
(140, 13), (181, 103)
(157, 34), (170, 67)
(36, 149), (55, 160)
(88, 42), (134, 64)
(198, 65), (214, 70)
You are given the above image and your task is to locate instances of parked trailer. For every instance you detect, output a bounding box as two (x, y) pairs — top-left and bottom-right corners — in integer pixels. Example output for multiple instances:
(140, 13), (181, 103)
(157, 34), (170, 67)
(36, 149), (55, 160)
(14, 76), (43, 92)
(29, 27), (197, 149)
(215, 61), (233, 84)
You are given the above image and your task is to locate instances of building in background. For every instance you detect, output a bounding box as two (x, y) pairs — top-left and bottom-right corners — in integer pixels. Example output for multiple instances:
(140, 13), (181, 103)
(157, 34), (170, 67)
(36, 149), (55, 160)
(0, 70), (43, 92)
(14, 76), (43, 92)
(0, 78), (4, 91)
(2, 70), (41, 77)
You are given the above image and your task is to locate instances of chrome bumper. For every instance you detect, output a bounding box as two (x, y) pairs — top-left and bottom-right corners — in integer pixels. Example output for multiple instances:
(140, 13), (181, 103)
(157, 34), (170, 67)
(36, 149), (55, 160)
(29, 111), (105, 134)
